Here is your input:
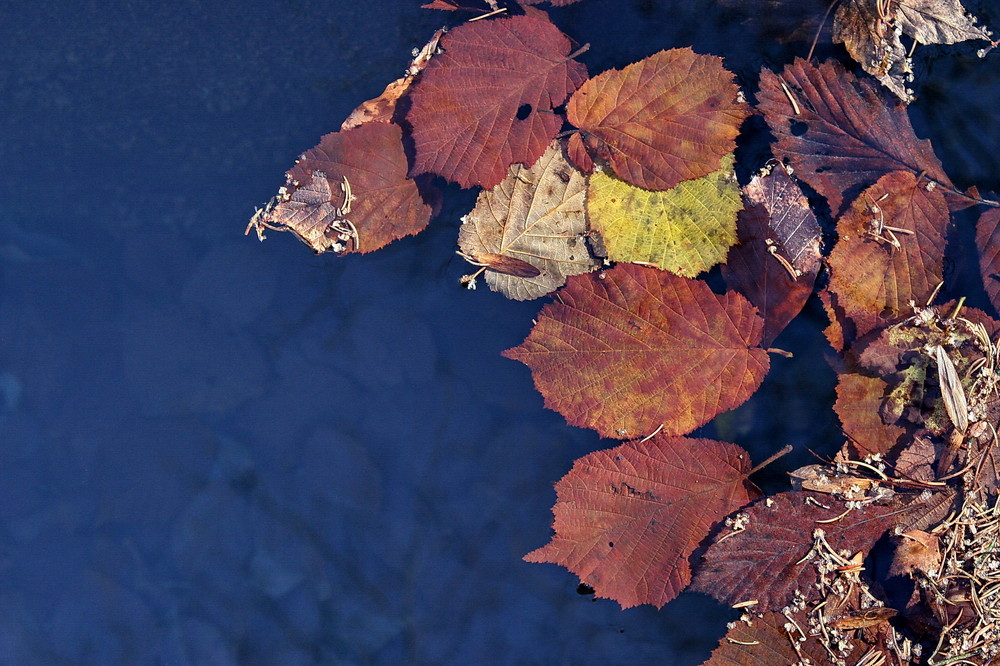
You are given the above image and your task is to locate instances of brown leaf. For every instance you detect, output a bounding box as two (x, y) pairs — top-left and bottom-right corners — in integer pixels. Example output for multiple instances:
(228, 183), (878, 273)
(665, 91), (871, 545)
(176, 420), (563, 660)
(976, 206), (1000, 316)
(341, 29), (445, 131)
(835, 372), (907, 458)
(757, 58), (952, 216)
(723, 162), (821, 345)
(894, 436), (941, 482)
(256, 123), (432, 254)
(567, 48), (748, 191)
(692, 491), (925, 610)
(704, 609), (879, 665)
(525, 435), (758, 609)
(503, 264), (770, 439)
(406, 14), (587, 188)
(819, 289), (848, 353)
(457, 140), (598, 300)
(834, 0), (913, 102)
(887, 529), (941, 579)
(827, 171), (950, 339)
(466, 253), (541, 278)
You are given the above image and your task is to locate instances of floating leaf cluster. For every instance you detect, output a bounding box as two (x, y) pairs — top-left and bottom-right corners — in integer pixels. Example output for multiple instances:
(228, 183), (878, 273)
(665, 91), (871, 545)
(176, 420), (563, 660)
(246, 2), (1000, 662)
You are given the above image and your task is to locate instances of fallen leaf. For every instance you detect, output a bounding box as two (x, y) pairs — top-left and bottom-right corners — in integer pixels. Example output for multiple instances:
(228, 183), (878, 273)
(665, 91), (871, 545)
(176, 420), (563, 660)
(827, 171), (950, 339)
(253, 123), (432, 254)
(406, 14), (587, 188)
(465, 252), (541, 278)
(423, 0), (584, 7)
(525, 435), (758, 609)
(341, 28), (445, 130)
(743, 162), (823, 277)
(819, 289), (849, 353)
(888, 529), (941, 578)
(835, 372), (906, 458)
(521, 0), (586, 5)
(692, 490), (927, 610)
(894, 436), (941, 482)
(788, 464), (881, 498)
(722, 162), (821, 345)
(587, 154), (741, 277)
(567, 48), (748, 191)
(457, 141), (598, 300)
(757, 58), (952, 216)
(834, 0), (913, 102)
(896, 0), (995, 47)
(704, 609), (879, 665)
(503, 264), (769, 438)
(976, 206), (1000, 316)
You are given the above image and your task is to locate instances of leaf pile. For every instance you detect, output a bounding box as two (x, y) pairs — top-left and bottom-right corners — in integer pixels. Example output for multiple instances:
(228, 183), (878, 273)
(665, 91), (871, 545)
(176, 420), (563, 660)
(244, 3), (1000, 662)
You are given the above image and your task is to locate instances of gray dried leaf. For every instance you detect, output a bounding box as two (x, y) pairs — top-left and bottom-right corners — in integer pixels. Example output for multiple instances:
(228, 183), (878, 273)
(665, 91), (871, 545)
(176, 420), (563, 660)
(897, 0), (995, 46)
(458, 141), (599, 300)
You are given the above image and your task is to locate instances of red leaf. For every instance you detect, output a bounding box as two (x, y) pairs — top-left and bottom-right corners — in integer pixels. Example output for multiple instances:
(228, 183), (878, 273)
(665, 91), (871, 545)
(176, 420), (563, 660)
(757, 58), (952, 216)
(406, 14), (587, 188)
(567, 48), (748, 191)
(827, 171), (950, 339)
(692, 491), (924, 610)
(254, 123), (432, 254)
(835, 372), (906, 458)
(977, 206), (1000, 316)
(723, 163), (821, 345)
(503, 264), (770, 439)
(525, 435), (758, 609)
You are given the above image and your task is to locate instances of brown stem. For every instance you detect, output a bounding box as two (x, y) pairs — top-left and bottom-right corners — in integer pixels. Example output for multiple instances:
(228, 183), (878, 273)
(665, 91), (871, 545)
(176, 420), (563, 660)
(749, 445), (794, 476)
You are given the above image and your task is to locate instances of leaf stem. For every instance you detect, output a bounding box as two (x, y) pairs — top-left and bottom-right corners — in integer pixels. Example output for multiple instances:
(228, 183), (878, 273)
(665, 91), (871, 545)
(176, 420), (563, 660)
(567, 43), (590, 61)
(748, 445), (793, 476)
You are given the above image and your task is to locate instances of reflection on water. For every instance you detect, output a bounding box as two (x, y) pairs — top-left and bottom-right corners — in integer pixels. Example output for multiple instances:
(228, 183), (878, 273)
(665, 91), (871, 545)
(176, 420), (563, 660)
(1, 0), (998, 663)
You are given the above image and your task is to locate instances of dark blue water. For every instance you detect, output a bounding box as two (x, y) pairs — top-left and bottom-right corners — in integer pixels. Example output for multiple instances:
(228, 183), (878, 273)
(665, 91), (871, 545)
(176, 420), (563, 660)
(1, 1), (998, 664)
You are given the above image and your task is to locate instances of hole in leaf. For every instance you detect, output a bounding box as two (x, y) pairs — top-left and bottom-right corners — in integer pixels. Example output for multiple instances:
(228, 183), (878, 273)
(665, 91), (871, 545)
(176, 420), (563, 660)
(608, 541), (615, 548)
(516, 103), (532, 120)
(576, 583), (595, 595)
(790, 120), (808, 136)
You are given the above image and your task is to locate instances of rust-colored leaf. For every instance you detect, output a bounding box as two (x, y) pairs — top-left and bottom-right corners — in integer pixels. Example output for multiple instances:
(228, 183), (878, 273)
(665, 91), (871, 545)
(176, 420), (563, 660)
(566, 48), (748, 191)
(525, 435), (758, 609)
(977, 206), (1000, 316)
(407, 14), (587, 188)
(827, 171), (950, 339)
(757, 58), (952, 216)
(722, 162), (821, 345)
(503, 264), (769, 439)
(250, 123), (432, 254)
(692, 491), (925, 610)
(341, 29), (445, 130)
(835, 372), (906, 458)
(457, 140), (598, 300)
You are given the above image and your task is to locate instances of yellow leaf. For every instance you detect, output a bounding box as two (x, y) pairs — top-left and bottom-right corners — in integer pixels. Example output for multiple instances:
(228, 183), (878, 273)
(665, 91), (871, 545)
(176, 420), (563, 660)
(587, 154), (741, 277)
